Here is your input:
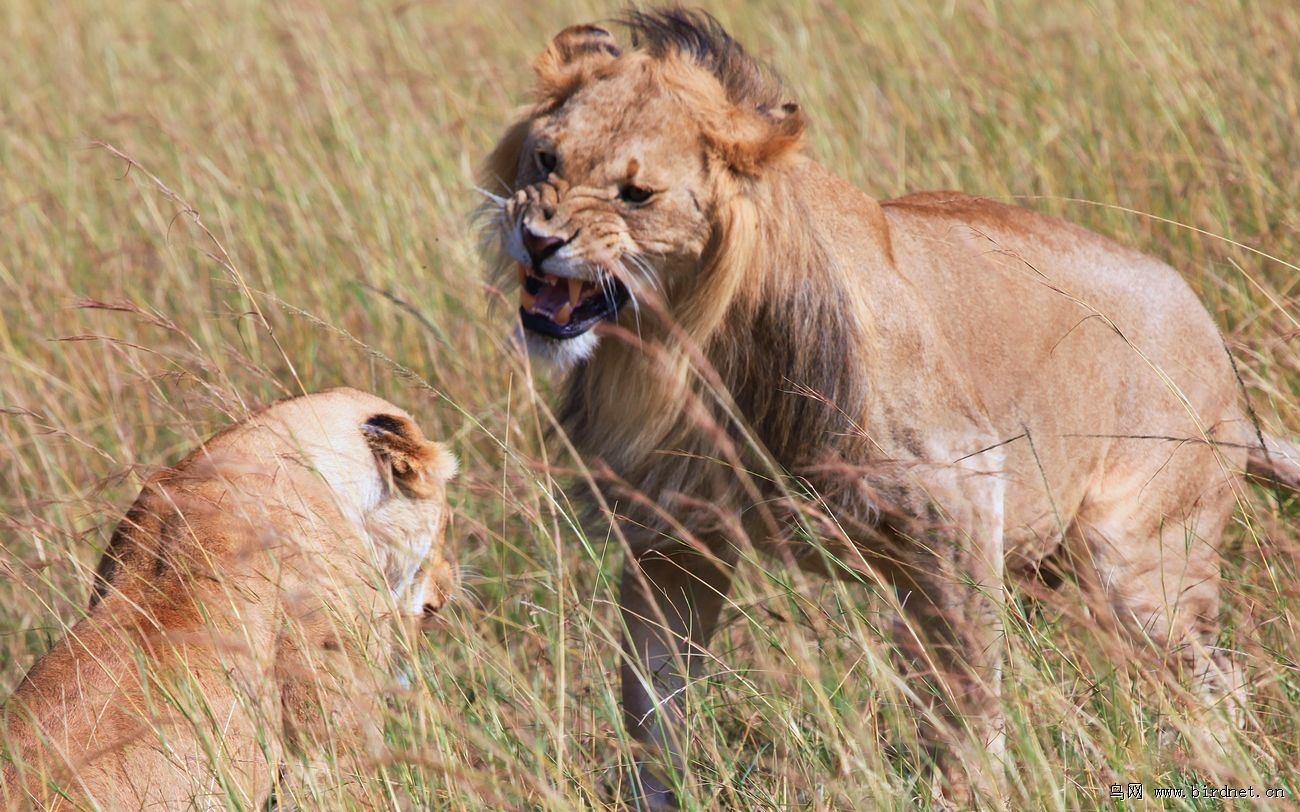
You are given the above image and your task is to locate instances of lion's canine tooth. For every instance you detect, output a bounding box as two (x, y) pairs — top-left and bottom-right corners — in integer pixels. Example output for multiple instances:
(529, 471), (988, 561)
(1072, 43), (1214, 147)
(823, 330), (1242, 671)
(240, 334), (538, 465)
(555, 302), (574, 325)
(521, 289), (536, 310)
(567, 277), (583, 308)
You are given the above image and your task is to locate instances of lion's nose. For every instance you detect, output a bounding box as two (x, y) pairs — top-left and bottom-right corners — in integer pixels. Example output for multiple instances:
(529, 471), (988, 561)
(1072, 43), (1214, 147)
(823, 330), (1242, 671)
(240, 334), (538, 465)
(522, 227), (565, 269)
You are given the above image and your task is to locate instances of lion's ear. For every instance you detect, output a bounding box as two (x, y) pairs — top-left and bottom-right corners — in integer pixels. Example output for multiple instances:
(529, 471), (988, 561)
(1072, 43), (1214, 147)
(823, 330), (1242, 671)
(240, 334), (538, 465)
(481, 25), (619, 193)
(533, 24), (621, 106)
(708, 102), (805, 175)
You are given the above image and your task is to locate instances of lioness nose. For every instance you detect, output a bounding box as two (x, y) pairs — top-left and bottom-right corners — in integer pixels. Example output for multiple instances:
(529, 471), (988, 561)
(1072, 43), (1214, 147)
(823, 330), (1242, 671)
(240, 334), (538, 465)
(522, 227), (565, 268)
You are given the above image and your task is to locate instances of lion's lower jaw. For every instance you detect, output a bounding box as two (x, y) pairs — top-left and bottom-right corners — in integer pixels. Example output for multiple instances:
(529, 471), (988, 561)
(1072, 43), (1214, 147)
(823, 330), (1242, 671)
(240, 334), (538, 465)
(522, 327), (599, 369)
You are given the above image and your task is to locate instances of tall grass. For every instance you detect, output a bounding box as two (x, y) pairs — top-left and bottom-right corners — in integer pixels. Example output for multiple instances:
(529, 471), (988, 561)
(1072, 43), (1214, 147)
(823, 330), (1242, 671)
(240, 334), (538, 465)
(1, 0), (1296, 808)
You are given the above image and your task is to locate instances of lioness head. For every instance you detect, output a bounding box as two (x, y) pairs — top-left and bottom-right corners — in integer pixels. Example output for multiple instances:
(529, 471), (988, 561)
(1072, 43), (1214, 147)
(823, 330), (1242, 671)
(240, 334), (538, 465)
(359, 410), (459, 619)
(481, 9), (805, 367)
(88, 388), (461, 624)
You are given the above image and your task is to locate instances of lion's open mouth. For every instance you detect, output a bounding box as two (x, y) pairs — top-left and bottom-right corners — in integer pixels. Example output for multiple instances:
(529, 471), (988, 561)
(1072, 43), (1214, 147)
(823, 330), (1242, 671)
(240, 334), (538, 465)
(517, 263), (628, 340)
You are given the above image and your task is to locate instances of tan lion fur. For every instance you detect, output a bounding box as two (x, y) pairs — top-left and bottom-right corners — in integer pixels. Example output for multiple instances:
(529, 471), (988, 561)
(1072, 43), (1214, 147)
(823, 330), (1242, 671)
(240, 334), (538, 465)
(0, 388), (457, 810)
(482, 9), (1299, 808)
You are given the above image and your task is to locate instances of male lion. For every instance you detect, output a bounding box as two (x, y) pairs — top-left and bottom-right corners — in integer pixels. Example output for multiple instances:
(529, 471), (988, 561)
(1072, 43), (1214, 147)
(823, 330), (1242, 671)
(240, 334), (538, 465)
(480, 9), (1300, 808)
(0, 388), (457, 810)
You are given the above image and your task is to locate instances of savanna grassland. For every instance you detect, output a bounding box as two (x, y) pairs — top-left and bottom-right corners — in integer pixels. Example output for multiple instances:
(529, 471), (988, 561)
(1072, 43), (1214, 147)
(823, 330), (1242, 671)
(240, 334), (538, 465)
(2, 1), (1298, 809)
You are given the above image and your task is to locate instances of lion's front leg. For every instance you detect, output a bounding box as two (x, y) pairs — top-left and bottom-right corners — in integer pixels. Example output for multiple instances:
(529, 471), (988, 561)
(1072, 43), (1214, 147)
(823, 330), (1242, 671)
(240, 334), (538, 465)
(619, 542), (734, 810)
(883, 459), (1008, 808)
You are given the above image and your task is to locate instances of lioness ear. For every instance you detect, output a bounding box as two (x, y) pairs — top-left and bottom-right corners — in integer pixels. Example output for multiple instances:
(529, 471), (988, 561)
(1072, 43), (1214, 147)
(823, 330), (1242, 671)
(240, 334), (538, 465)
(708, 101), (806, 175)
(362, 414), (457, 499)
(533, 23), (621, 107)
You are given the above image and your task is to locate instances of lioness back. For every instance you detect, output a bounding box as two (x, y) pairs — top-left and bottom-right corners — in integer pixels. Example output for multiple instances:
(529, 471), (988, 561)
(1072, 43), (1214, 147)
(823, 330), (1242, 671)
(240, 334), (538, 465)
(1, 387), (456, 811)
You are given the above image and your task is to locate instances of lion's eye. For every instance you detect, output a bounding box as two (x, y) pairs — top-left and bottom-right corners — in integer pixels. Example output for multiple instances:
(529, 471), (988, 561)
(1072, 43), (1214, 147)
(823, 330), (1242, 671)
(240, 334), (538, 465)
(618, 184), (654, 205)
(535, 148), (558, 175)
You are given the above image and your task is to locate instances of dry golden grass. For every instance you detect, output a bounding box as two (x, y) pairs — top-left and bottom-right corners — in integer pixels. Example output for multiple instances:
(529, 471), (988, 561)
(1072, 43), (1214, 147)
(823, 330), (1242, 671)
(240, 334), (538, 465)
(1, 1), (1297, 809)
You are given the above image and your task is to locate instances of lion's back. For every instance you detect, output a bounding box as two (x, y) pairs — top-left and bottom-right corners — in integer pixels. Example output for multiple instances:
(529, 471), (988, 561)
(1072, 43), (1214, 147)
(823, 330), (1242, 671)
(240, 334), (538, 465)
(876, 192), (1247, 559)
(879, 191), (1240, 430)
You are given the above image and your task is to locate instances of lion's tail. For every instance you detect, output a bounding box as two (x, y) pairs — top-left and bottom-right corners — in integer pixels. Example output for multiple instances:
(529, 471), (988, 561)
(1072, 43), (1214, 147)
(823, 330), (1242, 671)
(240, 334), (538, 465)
(1247, 433), (1300, 491)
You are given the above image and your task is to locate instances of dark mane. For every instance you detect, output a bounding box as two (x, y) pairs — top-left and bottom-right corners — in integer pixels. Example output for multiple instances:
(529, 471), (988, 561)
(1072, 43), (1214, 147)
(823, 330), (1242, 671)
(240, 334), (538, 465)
(621, 7), (792, 112)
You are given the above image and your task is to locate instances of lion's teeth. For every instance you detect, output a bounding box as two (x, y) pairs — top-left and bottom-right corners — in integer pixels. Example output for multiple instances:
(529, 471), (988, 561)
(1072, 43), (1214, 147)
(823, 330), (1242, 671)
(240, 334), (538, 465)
(521, 289), (536, 310)
(555, 302), (574, 325)
(567, 277), (583, 308)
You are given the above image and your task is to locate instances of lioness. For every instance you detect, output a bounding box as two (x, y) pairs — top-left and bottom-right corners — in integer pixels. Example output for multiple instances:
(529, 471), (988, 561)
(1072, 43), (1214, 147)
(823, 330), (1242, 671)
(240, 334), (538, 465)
(0, 387), (457, 810)
(480, 8), (1300, 808)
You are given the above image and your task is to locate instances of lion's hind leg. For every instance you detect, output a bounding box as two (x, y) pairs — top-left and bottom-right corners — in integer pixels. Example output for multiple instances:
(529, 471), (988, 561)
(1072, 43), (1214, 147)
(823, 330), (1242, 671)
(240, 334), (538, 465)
(1072, 449), (1246, 734)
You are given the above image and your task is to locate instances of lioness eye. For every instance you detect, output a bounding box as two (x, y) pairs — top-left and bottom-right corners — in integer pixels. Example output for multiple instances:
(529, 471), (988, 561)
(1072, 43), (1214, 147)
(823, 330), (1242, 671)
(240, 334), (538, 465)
(618, 184), (654, 204)
(536, 148), (558, 174)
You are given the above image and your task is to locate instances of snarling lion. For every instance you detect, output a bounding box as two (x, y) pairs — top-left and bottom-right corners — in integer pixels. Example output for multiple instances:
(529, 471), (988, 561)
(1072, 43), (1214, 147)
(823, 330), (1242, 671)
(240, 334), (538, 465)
(0, 388), (457, 810)
(481, 8), (1300, 808)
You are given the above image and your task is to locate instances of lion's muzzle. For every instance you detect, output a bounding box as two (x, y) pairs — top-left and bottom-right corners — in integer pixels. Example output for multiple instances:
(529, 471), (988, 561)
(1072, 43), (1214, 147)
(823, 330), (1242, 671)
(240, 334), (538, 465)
(517, 261), (629, 340)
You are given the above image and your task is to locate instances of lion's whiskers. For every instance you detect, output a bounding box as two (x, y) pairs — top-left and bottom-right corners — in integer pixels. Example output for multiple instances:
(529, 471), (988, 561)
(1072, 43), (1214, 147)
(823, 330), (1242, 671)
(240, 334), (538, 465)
(611, 256), (651, 338)
(472, 186), (508, 207)
(625, 252), (664, 295)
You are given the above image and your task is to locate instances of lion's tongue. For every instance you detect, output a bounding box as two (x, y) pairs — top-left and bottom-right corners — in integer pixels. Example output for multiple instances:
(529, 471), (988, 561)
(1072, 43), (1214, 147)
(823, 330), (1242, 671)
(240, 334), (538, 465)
(522, 276), (585, 326)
